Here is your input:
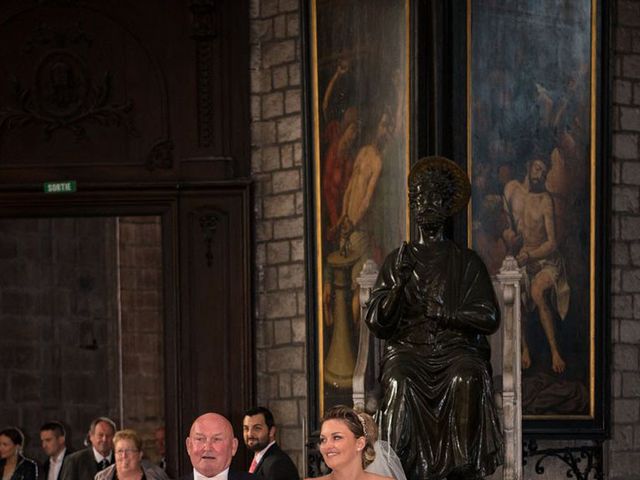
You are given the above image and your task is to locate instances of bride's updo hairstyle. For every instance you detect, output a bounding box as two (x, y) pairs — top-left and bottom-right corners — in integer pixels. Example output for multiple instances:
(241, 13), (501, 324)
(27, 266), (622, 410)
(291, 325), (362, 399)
(322, 405), (376, 468)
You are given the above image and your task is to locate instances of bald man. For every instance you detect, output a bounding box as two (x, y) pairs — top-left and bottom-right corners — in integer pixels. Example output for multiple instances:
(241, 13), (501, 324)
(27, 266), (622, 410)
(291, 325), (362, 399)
(184, 413), (253, 480)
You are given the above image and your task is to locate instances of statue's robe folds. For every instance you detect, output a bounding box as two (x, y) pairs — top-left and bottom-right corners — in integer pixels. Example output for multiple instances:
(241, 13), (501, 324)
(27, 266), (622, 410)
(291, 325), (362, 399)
(365, 241), (504, 480)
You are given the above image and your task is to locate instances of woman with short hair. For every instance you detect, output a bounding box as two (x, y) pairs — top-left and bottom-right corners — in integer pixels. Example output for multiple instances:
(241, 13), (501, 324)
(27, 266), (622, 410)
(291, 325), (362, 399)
(95, 430), (168, 480)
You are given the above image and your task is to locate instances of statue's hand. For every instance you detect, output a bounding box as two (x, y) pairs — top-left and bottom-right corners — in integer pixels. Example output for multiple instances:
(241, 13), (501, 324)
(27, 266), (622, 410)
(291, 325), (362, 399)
(394, 241), (414, 287)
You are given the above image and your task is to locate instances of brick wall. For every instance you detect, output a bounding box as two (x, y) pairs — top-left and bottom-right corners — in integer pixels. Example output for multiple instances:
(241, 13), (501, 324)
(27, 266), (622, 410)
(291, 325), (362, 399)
(118, 216), (164, 462)
(610, 1), (640, 477)
(249, 0), (307, 470)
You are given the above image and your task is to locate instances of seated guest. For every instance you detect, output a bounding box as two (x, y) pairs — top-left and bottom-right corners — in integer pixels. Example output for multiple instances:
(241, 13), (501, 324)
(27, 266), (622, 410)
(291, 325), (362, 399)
(305, 406), (390, 480)
(0, 426), (38, 480)
(242, 407), (299, 479)
(95, 430), (168, 480)
(41, 421), (70, 480)
(184, 412), (252, 480)
(60, 417), (116, 480)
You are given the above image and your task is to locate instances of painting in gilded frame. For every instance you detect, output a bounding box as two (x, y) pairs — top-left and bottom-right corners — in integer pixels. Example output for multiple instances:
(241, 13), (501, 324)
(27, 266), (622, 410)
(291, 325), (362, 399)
(308, 0), (410, 417)
(467, 0), (609, 434)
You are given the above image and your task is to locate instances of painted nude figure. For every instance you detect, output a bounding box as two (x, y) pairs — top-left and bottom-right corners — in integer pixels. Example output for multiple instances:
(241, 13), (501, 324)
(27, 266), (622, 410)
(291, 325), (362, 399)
(503, 155), (570, 374)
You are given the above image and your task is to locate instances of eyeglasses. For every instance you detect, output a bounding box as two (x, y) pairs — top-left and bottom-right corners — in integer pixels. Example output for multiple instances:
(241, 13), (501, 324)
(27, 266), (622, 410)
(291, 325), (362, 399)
(115, 449), (139, 457)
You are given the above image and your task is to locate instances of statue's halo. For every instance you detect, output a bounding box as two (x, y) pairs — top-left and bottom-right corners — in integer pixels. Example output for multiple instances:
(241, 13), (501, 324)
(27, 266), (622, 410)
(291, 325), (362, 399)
(408, 156), (471, 215)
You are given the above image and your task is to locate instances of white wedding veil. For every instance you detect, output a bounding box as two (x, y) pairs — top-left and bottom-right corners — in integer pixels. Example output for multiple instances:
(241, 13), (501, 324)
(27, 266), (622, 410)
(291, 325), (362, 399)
(365, 440), (408, 480)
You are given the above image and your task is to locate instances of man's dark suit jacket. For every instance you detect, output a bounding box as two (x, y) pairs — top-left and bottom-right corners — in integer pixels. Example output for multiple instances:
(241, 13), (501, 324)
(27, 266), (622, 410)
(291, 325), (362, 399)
(181, 469), (253, 480)
(59, 448), (110, 480)
(42, 449), (71, 480)
(253, 444), (299, 480)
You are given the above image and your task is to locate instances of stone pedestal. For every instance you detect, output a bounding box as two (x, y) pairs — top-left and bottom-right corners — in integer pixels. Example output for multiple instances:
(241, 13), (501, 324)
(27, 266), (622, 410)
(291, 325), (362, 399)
(324, 250), (359, 388)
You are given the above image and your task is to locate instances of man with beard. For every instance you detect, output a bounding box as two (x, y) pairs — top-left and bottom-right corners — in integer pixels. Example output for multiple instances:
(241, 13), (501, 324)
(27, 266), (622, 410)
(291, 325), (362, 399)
(503, 156), (570, 374)
(242, 407), (298, 480)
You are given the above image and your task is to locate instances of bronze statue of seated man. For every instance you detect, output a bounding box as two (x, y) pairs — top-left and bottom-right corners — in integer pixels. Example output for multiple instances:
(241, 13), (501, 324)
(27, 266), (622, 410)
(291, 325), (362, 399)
(365, 156), (504, 480)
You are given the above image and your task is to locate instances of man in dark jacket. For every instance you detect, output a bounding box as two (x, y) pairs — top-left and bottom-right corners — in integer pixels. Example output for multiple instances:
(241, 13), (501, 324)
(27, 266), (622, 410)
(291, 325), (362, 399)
(59, 417), (116, 480)
(242, 407), (299, 480)
(184, 412), (252, 480)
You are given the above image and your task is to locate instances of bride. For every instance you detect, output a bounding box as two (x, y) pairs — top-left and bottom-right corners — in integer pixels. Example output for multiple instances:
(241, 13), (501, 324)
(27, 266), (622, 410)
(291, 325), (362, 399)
(306, 405), (402, 480)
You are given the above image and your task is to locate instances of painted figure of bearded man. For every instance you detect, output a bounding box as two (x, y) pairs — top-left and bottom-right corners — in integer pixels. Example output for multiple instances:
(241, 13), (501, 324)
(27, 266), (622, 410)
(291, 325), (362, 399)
(365, 156), (504, 480)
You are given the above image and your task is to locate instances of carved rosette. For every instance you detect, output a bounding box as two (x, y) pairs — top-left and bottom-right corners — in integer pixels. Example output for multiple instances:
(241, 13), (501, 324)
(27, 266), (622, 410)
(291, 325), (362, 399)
(190, 0), (217, 148)
(146, 140), (175, 171)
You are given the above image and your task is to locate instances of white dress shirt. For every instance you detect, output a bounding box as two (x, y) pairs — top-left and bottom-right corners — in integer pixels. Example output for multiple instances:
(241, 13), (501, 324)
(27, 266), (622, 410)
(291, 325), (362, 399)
(48, 448), (67, 480)
(193, 467), (229, 480)
(92, 448), (113, 465)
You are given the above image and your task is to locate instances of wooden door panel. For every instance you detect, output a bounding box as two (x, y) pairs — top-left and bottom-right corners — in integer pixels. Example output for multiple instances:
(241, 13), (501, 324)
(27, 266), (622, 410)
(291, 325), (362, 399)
(178, 184), (253, 472)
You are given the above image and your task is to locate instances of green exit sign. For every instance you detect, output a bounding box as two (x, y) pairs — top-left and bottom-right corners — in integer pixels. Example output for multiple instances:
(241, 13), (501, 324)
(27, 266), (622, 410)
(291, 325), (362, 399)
(44, 181), (77, 193)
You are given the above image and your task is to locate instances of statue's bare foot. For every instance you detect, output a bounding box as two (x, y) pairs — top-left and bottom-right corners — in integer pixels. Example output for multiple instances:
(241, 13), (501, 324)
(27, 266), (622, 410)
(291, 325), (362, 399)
(522, 348), (531, 369)
(551, 351), (566, 373)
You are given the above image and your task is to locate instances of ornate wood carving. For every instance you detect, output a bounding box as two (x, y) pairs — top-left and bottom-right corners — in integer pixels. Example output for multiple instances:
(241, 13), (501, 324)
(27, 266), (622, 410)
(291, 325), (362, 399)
(0, 23), (137, 141)
(146, 140), (174, 170)
(199, 212), (219, 267)
(190, 0), (217, 149)
(0, 1), (249, 183)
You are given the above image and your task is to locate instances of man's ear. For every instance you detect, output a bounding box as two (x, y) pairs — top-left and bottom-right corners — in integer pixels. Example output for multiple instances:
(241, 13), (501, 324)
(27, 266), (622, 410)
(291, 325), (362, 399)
(269, 426), (276, 442)
(232, 437), (239, 456)
(185, 437), (191, 455)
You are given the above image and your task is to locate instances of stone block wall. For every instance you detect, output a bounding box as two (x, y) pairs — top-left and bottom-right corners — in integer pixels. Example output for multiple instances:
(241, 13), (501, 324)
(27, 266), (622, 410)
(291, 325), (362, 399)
(118, 216), (165, 462)
(250, 0), (307, 470)
(610, 1), (640, 478)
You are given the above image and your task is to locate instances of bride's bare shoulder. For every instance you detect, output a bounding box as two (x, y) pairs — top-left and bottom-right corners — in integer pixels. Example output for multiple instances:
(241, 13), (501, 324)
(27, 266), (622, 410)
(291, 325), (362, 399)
(364, 473), (393, 480)
(304, 473), (393, 480)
